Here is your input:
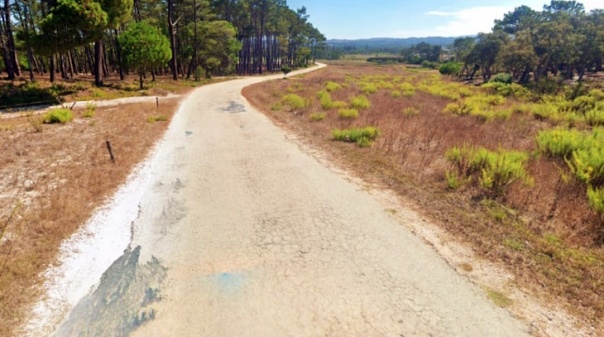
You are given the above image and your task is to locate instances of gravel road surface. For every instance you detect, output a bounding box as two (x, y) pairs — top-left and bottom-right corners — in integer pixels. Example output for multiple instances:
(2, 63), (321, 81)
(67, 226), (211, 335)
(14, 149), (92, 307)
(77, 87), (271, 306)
(49, 65), (531, 337)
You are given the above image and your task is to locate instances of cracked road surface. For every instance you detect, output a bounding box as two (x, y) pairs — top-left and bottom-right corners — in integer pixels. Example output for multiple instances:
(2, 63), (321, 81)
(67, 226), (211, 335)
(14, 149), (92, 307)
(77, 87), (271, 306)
(53, 66), (531, 337)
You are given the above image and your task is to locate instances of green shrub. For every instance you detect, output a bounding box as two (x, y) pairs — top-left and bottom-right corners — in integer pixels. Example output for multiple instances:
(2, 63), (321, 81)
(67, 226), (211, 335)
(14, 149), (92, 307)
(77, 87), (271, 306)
(309, 112), (326, 121)
(587, 187), (604, 214)
(399, 83), (416, 97)
(147, 115), (168, 123)
(444, 101), (474, 115)
(332, 126), (380, 147)
(271, 102), (283, 111)
(325, 81), (341, 92)
(317, 90), (334, 110)
(421, 60), (439, 69)
(439, 62), (462, 76)
(338, 108), (359, 119)
(391, 90), (402, 98)
(585, 108), (604, 126)
(567, 146), (604, 186)
(536, 129), (598, 158)
(482, 82), (530, 99)
(445, 171), (464, 190)
(43, 108), (73, 124)
(491, 73), (513, 84)
(82, 103), (96, 118)
(350, 95), (370, 110)
(333, 101), (348, 108)
(282, 94), (308, 110)
(361, 83), (378, 94)
(446, 146), (529, 196)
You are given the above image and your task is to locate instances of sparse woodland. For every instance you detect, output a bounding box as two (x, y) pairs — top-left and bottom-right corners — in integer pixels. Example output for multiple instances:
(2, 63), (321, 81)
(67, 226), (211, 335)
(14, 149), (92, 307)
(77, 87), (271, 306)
(0, 0), (325, 85)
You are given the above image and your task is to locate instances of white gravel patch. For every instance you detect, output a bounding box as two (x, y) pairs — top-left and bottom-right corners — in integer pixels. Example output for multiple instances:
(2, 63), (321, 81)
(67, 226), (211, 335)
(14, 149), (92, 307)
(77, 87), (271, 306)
(21, 148), (159, 337)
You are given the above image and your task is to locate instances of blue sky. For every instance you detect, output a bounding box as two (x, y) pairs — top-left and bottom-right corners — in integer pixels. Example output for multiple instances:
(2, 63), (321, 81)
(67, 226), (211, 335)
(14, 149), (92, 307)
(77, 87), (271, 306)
(286, 0), (603, 39)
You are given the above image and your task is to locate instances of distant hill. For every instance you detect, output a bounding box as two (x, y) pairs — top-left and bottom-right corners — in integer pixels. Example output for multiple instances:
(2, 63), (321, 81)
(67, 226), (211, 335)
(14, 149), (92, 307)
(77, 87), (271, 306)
(327, 37), (460, 53)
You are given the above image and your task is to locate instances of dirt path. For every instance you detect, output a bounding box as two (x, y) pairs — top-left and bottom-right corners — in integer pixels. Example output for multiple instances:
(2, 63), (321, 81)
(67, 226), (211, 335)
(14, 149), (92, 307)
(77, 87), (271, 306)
(37, 65), (531, 336)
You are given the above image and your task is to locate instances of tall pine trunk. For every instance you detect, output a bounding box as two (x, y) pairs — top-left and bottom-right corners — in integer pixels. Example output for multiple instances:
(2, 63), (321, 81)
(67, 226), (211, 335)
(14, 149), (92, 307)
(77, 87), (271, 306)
(94, 39), (104, 86)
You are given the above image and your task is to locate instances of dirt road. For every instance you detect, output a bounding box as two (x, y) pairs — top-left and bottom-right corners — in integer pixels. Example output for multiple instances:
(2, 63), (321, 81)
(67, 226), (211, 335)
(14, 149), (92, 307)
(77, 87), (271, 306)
(46, 65), (531, 337)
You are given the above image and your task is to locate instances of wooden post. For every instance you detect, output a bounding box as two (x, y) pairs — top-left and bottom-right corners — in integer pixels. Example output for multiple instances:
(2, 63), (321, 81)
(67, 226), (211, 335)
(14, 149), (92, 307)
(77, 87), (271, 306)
(156, 97), (159, 108)
(105, 139), (115, 162)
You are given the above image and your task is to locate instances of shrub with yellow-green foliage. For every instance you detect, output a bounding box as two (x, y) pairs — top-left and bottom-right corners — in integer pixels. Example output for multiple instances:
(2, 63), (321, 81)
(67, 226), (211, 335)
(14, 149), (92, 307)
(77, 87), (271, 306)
(350, 95), (370, 110)
(332, 126), (380, 147)
(325, 81), (342, 92)
(481, 82), (531, 99)
(43, 108), (74, 124)
(399, 82), (416, 97)
(444, 101), (474, 116)
(446, 146), (530, 197)
(536, 129), (600, 158)
(309, 112), (326, 121)
(282, 93), (308, 110)
(360, 83), (378, 94)
(333, 101), (348, 108)
(338, 108), (359, 119)
(317, 90), (334, 110)
(536, 128), (604, 213)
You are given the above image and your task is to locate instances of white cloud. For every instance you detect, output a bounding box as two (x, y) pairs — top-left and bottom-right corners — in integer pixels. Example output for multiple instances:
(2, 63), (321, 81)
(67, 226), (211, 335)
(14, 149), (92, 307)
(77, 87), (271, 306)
(424, 6), (510, 37)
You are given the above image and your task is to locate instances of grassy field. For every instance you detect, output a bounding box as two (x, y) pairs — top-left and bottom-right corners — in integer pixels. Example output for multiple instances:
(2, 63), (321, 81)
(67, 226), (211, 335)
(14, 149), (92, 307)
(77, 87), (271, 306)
(243, 63), (604, 333)
(0, 74), (209, 337)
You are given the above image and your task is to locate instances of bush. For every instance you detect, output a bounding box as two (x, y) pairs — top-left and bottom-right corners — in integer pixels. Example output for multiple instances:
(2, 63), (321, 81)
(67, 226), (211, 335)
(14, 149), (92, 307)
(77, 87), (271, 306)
(332, 126), (380, 147)
(325, 81), (341, 92)
(439, 62), (462, 76)
(350, 95), (370, 110)
(402, 107), (419, 116)
(444, 101), (474, 116)
(361, 83), (378, 94)
(567, 146), (604, 186)
(421, 60), (439, 69)
(491, 73), (513, 84)
(338, 108), (359, 119)
(282, 94), (308, 110)
(317, 90), (333, 110)
(333, 101), (348, 108)
(309, 112), (326, 121)
(536, 129), (598, 158)
(399, 83), (416, 97)
(82, 103), (96, 118)
(43, 108), (73, 124)
(587, 187), (604, 214)
(391, 90), (402, 98)
(585, 108), (604, 126)
(446, 146), (529, 196)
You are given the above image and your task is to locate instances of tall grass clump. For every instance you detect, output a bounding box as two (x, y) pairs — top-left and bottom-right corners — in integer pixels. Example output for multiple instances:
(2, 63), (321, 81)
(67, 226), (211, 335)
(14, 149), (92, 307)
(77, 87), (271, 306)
(350, 95), (370, 110)
(332, 126), (380, 147)
(536, 129), (598, 158)
(338, 108), (359, 119)
(282, 93), (308, 110)
(43, 108), (73, 124)
(309, 112), (326, 122)
(325, 81), (342, 92)
(361, 83), (378, 94)
(317, 90), (334, 110)
(446, 146), (530, 197)
(82, 103), (96, 118)
(399, 82), (416, 97)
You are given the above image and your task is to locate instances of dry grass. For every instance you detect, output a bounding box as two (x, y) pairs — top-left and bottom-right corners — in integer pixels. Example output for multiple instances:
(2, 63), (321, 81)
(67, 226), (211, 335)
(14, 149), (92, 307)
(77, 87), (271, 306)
(243, 64), (604, 334)
(0, 95), (183, 336)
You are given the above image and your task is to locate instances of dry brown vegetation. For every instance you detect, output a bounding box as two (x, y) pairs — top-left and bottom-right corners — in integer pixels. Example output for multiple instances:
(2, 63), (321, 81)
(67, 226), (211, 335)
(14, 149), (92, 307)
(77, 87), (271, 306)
(243, 63), (604, 332)
(0, 93), (184, 336)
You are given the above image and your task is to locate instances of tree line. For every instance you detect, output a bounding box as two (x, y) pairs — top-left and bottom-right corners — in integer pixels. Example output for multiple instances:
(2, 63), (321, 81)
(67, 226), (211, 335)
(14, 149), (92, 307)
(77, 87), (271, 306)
(452, 0), (604, 84)
(0, 0), (325, 86)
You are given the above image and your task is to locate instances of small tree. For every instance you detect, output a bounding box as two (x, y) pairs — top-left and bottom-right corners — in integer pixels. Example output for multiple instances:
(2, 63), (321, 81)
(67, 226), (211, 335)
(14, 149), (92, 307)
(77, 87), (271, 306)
(118, 21), (172, 89)
(281, 65), (292, 78)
